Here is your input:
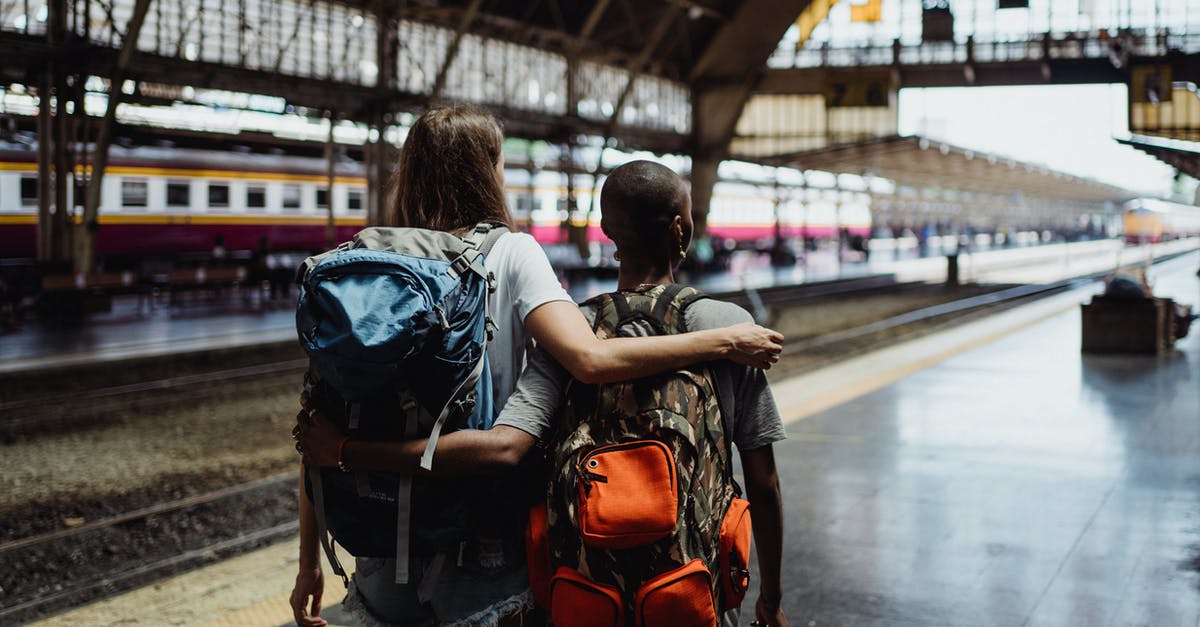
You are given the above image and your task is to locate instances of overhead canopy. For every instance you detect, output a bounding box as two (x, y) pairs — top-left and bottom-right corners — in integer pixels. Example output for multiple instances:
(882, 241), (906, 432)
(756, 135), (1134, 204)
(1117, 134), (1200, 181)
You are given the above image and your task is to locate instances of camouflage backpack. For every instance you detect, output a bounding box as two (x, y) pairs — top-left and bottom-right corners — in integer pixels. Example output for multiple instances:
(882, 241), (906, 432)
(526, 284), (754, 625)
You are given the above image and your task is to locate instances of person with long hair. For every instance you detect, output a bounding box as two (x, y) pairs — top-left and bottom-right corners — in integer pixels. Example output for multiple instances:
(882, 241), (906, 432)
(290, 107), (783, 627)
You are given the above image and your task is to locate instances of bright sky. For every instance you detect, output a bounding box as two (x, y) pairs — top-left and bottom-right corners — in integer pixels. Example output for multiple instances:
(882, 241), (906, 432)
(897, 83), (1178, 196)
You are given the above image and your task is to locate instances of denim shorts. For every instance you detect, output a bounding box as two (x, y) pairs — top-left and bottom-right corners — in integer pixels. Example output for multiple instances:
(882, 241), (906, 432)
(345, 553), (533, 627)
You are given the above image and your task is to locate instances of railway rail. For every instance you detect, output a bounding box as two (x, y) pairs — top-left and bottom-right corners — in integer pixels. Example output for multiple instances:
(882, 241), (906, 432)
(1, 246), (1195, 622)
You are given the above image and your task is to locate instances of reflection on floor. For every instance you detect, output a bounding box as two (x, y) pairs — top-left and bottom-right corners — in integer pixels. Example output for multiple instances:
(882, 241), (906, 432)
(770, 253), (1200, 626)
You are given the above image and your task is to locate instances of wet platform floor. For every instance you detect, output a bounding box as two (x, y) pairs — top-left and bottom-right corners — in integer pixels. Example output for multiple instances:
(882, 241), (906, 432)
(771, 253), (1200, 626)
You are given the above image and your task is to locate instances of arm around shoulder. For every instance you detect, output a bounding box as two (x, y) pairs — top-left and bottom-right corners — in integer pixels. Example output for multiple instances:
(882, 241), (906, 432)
(523, 300), (784, 383)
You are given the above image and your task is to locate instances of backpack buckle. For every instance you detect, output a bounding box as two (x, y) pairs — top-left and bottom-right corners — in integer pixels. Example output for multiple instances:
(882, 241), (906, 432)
(452, 394), (476, 417)
(449, 254), (473, 277)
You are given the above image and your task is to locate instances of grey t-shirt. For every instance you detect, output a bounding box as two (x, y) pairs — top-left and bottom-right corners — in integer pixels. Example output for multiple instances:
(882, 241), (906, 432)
(495, 296), (787, 452)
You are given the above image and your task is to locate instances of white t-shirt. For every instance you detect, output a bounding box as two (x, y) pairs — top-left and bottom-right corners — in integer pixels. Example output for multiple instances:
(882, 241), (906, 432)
(483, 231), (573, 407)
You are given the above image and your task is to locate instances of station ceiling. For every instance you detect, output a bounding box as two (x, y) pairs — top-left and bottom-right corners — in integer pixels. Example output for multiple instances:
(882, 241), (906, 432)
(382, 0), (736, 83)
(757, 135), (1135, 205)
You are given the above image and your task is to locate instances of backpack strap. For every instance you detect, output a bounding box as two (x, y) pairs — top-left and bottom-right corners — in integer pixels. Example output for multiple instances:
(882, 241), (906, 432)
(391, 393), (423, 583)
(712, 364), (740, 495)
(650, 283), (687, 326)
(610, 291), (635, 324)
(448, 222), (505, 283)
(472, 222), (509, 258)
(677, 290), (741, 494)
(306, 467), (350, 587)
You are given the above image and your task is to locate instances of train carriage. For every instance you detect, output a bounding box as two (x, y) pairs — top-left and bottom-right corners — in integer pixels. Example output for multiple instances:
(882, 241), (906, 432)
(1123, 198), (1200, 244)
(0, 144), (871, 262)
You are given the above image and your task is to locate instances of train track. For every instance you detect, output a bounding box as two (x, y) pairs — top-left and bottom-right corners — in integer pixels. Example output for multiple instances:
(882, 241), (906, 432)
(2, 249), (1194, 622)
(0, 358), (308, 438)
(0, 473), (300, 623)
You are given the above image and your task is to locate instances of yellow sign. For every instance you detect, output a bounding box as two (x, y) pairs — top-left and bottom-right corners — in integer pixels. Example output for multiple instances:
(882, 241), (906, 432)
(795, 0), (840, 49)
(850, 0), (883, 23)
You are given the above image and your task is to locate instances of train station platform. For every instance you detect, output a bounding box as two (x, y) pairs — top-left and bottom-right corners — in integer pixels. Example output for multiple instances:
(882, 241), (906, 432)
(30, 250), (1200, 626)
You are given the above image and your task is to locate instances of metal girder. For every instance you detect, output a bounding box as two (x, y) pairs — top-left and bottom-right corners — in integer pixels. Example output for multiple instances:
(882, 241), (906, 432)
(760, 54), (1200, 92)
(595, 4), (682, 149)
(397, 4), (687, 82)
(576, 0), (613, 48)
(78, 0), (154, 275)
(687, 0), (811, 236)
(427, 0), (485, 103)
(1118, 135), (1200, 181)
(758, 135), (1134, 205)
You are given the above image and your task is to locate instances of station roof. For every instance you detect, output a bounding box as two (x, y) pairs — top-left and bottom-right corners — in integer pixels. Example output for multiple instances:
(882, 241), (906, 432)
(1117, 135), (1200, 181)
(385, 1), (735, 83)
(756, 135), (1135, 204)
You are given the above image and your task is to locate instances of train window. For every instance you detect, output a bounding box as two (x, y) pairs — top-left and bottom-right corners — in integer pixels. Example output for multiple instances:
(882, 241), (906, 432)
(20, 176), (38, 206)
(347, 190), (364, 211)
(166, 182), (190, 207)
(247, 186), (266, 209)
(282, 185), (301, 209)
(316, 188), (329, 210)
(208, 183), (230, 208)
(515, 193), (533, 213)
(122, 179), (149, 207)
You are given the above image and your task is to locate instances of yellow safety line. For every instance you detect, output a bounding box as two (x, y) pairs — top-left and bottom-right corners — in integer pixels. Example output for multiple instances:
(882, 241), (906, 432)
(771, 288), (1092, 426)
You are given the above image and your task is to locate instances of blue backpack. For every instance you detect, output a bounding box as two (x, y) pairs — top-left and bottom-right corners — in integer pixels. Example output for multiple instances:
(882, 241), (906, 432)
(295, 222), (507, 586)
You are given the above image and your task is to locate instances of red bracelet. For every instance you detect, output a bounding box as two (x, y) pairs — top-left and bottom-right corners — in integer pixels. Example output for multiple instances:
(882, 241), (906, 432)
(337, 436), (352, 472)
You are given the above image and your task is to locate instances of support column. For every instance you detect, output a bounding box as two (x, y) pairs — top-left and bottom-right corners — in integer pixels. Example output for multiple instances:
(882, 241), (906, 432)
(363, 117), (377, 226)
(54, 61), (72, 264)
(324, 113), (337, 248)
(77, 0), (152, 275)
(36, 70), (53, 263)
(689, 153), (720, 239)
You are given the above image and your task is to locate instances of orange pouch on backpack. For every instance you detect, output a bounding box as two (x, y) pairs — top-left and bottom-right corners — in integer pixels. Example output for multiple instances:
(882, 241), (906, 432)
(577, 440), (677, 549)
(526, 503), (552, 609)
(634, 558), (717, 627)
(550, 567), (625, 627)
(718, 497), (753, 607)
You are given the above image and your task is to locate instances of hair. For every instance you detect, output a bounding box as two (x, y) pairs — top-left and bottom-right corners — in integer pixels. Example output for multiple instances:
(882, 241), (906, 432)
(600, 160), (689, 257)
(387, 106), (513, 232)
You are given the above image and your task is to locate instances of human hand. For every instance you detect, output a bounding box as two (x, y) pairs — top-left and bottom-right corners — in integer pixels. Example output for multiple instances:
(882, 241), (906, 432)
(754, 595), (788, 627)
(290, 565), (327, 627)
(295, 409), (344, 468)
(723, 322), (784, 369)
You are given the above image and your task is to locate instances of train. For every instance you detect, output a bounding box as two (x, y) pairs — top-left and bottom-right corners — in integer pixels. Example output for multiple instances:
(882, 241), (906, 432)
(0, 144), (871, 264)
(1123, 197), (1200, 244)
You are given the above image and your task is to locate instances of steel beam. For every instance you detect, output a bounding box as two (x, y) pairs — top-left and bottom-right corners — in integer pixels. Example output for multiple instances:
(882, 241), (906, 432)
(688, 0), (810, 237)
(36, 69), (52, 263)
(427, 0), (485, 104)
(325, 112), (337, 248)
(77, 0), (153, 275)
(603, 5), (680, 134)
